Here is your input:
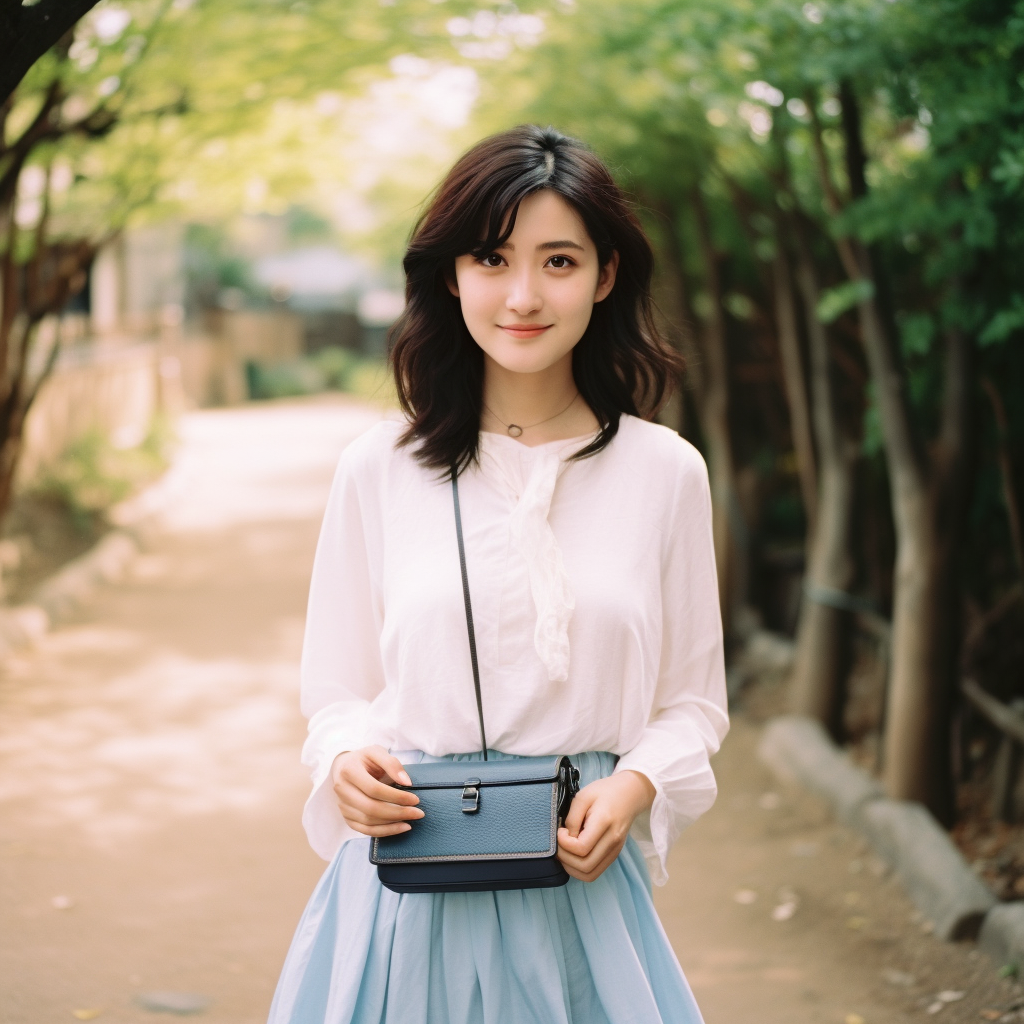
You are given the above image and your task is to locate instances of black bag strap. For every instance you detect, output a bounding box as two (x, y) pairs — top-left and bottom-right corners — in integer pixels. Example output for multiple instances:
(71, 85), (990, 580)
(451, 469), (489, 760)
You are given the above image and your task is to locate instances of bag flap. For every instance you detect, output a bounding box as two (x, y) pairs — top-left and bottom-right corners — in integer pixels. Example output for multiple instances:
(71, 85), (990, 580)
(398, 755), (566, 790)
(371, 768), (559, 864)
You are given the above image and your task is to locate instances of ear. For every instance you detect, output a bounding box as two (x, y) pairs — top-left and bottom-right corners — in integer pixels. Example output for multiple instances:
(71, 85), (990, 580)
(594, 251), (619, 303)
(445, 267), (460, 298)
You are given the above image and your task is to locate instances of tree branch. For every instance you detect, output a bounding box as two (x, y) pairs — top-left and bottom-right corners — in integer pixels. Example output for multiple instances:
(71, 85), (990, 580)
(806, 95), (864, 284)
(0, 0), (101, 107)
(839, 80), (868, 201)
(0, 78), (64, 208)
(981, 376), (1024, 580)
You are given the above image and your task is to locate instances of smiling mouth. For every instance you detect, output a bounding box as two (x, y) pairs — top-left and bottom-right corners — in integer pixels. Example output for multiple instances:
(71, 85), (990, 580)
(500, 324), (552, 337)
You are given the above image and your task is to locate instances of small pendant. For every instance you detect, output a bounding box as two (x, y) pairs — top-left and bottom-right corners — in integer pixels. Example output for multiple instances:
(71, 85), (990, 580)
(507, 424), (523, 438)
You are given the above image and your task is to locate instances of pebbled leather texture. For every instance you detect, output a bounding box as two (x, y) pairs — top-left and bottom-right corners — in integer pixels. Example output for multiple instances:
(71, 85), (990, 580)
(371, 755), (578, 865)
(372, 780), (557, 863)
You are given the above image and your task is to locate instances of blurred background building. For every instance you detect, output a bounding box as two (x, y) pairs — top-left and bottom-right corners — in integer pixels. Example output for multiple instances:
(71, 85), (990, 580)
(20, 213), (405, 490)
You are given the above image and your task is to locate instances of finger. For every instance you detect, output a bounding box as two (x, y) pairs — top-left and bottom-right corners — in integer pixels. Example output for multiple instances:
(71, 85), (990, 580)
(558, 820), (621, 867)
(330, 750), (351, 784)
(558, 831), (606, 870)
(365, 747), (412, 788)
(558, 808), (609, 858)
(349, 820), (414, 838)
(341, 803), (415, 828)
(575, 829), (623, 873)
(563, 853), (616, 883)
(563, 786), (597, 838)
(348, 772), (421, 806)
(557, 825), (599, 859)
(340, 790), (425, 823)
(559, 833), (625, 881)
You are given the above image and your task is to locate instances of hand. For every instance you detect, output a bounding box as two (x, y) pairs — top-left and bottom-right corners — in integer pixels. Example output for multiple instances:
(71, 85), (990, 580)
(331, 746), (424, 837)
(557, 770), (655, 882)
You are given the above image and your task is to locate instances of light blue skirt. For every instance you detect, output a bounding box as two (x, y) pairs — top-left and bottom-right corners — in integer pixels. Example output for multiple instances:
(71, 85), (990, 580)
(267, 750), (704, 1024)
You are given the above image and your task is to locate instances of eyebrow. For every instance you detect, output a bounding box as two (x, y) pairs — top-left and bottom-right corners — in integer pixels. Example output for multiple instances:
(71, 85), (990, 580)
(496, 239), (587, 252)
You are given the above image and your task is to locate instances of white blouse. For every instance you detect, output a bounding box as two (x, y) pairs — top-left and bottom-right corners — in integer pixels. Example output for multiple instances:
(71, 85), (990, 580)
(300, 414), (729, 885)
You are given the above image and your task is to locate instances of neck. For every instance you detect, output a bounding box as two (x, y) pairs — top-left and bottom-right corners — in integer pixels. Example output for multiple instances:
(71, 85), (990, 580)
(481, 352), (599, 445)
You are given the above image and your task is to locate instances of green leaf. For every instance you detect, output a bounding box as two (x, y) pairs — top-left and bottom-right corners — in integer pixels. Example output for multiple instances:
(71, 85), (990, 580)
(980, 295), (1024, 347)
(816, 279), (875, 324)
(899, 313), (935, 357)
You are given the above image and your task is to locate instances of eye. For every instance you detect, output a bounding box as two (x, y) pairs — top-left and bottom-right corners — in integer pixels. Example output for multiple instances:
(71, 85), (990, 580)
(478, 253), (505, 268)
(546, 255), (575, 269)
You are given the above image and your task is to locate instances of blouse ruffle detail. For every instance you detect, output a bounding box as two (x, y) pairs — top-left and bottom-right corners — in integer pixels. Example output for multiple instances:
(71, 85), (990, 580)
(480, 435), (578, 683)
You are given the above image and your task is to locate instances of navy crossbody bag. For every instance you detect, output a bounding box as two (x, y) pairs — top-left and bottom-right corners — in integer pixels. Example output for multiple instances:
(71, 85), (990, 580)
(369, 470), (581, 894)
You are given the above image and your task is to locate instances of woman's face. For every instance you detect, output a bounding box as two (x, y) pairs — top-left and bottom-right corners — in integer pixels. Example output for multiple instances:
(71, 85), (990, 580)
(450, 190), (618, 375)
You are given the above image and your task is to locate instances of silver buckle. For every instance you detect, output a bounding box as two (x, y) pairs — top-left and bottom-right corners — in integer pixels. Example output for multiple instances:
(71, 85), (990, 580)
(462, 778), (481, 814)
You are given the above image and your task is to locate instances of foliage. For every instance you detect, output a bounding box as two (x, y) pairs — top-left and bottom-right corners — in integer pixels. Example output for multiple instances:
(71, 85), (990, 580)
(245, 347), (396, 407)
(34, 416), (172, 526)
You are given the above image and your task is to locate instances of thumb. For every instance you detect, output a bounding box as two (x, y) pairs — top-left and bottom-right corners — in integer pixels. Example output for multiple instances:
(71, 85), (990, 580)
(366, 747), (412, 787)
(564, 785), (595, 839)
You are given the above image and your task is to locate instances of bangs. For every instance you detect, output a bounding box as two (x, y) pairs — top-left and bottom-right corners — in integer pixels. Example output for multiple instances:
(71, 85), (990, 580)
(457, 163), (555, 260)
(469, 196), (524, 259)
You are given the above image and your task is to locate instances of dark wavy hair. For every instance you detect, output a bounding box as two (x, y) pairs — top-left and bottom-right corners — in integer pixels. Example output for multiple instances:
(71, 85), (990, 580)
(389, 124), (682, 474)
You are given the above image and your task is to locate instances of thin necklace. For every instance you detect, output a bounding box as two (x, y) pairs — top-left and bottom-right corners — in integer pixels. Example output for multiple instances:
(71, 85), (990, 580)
(484, 391), (580, 438)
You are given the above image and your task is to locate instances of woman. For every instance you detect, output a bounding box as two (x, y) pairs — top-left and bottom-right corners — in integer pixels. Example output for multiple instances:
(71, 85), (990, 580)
(268, 124), (728, 1024)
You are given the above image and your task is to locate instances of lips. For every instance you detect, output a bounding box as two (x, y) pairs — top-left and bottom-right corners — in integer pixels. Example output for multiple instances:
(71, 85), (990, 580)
(500, 323), (552, 338)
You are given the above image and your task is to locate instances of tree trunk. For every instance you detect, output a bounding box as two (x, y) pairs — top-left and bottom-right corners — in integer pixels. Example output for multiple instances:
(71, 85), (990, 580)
(808, 85), (975, 820)
(650, 198), (704, 413)
(690, 188), (744, 638)
(885, 326), (973, 819)
(787, 225), (857, 735)
(981, 377), (1024, 578)
(771, 248), (817, 530)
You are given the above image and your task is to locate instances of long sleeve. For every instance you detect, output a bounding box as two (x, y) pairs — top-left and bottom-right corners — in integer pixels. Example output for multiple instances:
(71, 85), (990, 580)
(299, 437), (387, 860)
(614, 447), (729, 885)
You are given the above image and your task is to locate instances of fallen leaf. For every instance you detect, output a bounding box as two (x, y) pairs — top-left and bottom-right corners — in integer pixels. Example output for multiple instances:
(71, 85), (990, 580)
(881, 969), (916, 987)
(979, 1011), (1001, 1021)
(790, 841), (819, 857)
(927, 1002), (945, 1015)
(136, 991), (211, 1014)
(72, 1011), (101, 1021)
(772, 901), (797, 922)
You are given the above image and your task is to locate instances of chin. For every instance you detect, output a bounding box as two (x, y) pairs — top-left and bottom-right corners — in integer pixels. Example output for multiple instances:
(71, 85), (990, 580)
(490, 351), (566, 375)
(482, 339), (574, 376)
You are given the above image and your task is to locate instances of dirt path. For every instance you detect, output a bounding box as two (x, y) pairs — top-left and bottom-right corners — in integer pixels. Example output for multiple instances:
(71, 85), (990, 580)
(0, 397), (1017, 1024)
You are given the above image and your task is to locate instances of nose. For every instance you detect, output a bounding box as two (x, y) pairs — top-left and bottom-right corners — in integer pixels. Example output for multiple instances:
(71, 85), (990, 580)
(505, 267), (542, 316)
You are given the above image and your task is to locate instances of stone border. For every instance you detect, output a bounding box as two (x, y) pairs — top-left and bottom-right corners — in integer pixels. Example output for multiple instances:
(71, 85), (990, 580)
(0, 528), (141, 658)
(981, 904), (1024, 971)
(758, 715), (996, 942)
(0, 467), (174, 658)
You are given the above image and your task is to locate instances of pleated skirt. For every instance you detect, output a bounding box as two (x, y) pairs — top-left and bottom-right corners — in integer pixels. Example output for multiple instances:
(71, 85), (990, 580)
(267, 750), (704, 1024)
